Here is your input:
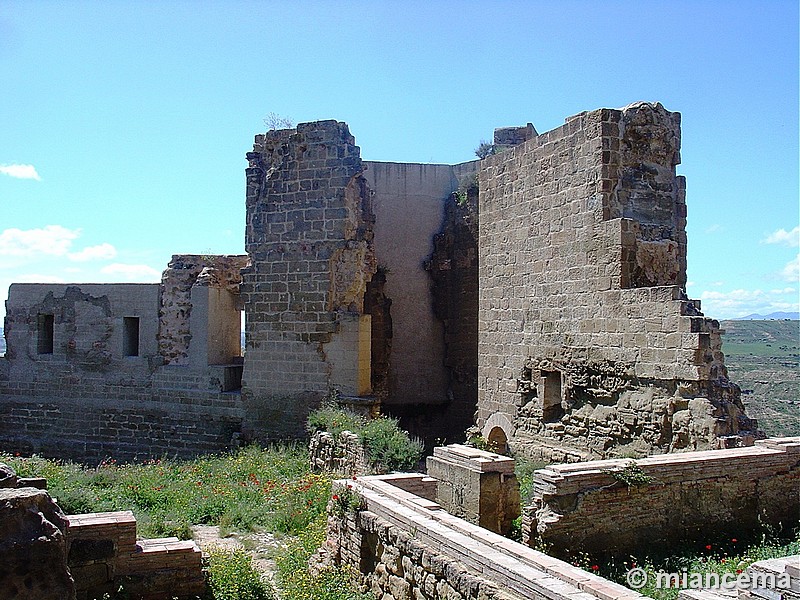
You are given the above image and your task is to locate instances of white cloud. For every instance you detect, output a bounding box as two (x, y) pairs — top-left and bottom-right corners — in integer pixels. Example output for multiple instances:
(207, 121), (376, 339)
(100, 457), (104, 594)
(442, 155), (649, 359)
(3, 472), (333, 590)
(698, 287), (799, 319)
(0, 163), (41, 180)
(99, 263), (161, 281)
(782, 254), (799, 283)
(68, 243), (117, 262)
(762, 226), (800, 248)
(704, 224), (722, 234)
(0, 225), (80, 260)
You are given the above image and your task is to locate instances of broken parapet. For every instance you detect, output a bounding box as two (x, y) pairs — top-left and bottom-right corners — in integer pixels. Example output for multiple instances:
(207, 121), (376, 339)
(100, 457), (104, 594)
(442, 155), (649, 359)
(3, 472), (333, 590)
(523, 437), (800, 559)
(426, 443), (520, 535)
(158, 254), (248, 366)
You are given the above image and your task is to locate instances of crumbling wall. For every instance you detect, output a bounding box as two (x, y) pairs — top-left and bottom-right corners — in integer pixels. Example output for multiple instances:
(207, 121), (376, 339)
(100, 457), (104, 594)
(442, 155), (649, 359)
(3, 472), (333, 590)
(523, 437), (800, 559)
(241, 121), (376, 439)
(0, 273), (246, 462)
(426, 179), (480, 440)
(477, 102), (759, 460)
(158, 254), (248, 366)
(0, 486), (75, 600)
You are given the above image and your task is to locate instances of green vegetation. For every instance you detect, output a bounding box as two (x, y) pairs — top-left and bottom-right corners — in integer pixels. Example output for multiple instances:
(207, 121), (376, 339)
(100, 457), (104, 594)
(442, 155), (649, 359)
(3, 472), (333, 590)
(307, 405), (424, 473)
(205, 547), (276, 600)
(603, 461), (653, 488)
(3, 445), (328, 540)
(2, 445), (369, 600)
(720, 319), (800, 436)
(590, 529), (800, 600)
(275, 516), (372, 600)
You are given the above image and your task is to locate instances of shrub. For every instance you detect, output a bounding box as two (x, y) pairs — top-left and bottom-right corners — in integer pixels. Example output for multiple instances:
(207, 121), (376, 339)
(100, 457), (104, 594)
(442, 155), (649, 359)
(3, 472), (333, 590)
(361, 417), (424, 473)
(205, 546), (275, 600)
(307, 405), (424, 474)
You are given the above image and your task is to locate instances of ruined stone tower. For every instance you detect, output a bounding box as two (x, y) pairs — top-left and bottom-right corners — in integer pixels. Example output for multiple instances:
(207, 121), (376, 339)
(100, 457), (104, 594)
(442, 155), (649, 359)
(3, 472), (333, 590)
(240, 121), (377, 437)
(476, 102), (758, 460)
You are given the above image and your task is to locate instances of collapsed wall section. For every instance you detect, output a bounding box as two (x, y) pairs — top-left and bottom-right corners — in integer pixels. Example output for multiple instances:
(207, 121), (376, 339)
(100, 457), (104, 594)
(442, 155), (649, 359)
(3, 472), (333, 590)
(478, 102), (758, 461)
(241, 121), (377, 439)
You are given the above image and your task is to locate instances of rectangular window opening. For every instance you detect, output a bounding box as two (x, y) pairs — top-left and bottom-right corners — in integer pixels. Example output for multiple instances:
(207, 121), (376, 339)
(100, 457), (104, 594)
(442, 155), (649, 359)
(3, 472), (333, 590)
(37, 314), (54, 355)
(123, 317), (140, 357)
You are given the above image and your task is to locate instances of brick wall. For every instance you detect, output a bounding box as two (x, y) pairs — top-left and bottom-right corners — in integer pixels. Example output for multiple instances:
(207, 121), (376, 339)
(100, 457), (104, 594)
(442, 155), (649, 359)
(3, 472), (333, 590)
(320, 473), (646, 600)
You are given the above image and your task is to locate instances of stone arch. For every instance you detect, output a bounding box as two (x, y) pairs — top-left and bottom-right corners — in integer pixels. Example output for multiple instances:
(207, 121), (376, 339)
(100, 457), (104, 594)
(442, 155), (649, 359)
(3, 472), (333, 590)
(482, 412), (514, 454)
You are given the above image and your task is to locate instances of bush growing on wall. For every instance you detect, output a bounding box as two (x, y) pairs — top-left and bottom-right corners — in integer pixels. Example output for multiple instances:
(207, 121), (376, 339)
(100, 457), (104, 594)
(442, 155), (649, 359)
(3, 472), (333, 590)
(307, 404), (424, 474)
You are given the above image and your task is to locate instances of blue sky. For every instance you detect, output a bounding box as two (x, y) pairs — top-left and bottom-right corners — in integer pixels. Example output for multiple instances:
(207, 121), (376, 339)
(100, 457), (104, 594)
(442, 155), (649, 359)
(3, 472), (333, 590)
(1, 0), (798, 322)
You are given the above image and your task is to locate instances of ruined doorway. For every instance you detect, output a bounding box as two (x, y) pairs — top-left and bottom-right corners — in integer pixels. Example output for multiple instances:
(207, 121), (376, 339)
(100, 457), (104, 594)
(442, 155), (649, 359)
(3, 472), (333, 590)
(487, 426), (509, 455)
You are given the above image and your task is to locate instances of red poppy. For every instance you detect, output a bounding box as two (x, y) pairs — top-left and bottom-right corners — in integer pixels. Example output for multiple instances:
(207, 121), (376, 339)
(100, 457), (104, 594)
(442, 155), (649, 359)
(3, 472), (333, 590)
(332, 494), (339, 500)
(736, 569), (743, 574)
(731, 538), (737, 543)
(591, 565), (599, 571)
(705, 545), (712, 550)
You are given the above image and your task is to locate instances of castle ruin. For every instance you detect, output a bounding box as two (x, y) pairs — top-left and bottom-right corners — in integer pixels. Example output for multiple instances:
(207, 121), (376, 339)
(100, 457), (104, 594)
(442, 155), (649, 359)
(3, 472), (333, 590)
(0, 102), (760, 462)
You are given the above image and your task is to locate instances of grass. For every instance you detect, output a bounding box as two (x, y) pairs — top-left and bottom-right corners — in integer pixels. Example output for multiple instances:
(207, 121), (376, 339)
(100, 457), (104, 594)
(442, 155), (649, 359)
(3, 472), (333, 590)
(2, 444), (329, 540)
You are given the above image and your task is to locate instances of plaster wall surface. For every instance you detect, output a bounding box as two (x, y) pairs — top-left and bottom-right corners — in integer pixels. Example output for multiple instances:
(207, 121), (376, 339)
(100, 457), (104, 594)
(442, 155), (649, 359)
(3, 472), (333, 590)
(364, 160), (476, 408)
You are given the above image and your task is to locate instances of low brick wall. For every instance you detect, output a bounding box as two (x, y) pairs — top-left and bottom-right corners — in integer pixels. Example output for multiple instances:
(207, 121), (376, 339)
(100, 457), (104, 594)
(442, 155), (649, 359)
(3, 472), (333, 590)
(320, 473), (646, 600)
(524, 437), (800, 558)
(67, 511), (204, 599)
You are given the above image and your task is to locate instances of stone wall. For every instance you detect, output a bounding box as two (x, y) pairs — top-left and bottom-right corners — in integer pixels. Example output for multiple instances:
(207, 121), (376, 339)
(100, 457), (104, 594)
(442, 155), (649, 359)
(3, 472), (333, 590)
(0, 255), (247, 462)
(241, 121), (377, 439)
(523, 437), (800, 559)
(308, 429), (368, 476)
(364, 160), (478, 443)
(477, 102), (759, 460)
(320, 473), (645, 600)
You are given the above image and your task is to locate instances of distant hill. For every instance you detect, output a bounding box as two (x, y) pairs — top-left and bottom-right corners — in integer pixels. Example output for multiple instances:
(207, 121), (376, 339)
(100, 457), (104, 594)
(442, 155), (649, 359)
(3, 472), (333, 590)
(734, 311), (799, 320)
(721, 319), (800, 437)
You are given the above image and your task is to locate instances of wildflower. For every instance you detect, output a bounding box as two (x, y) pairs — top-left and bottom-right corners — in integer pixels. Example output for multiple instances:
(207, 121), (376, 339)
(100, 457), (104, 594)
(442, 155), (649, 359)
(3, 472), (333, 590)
(731, 538), (737, 543)
(332, 494), (339, 501)
(705, 544), (712, 550)
(591, 565), (599, 571)
(347, 484), (352, 490)
(736, 569), (743, 574)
